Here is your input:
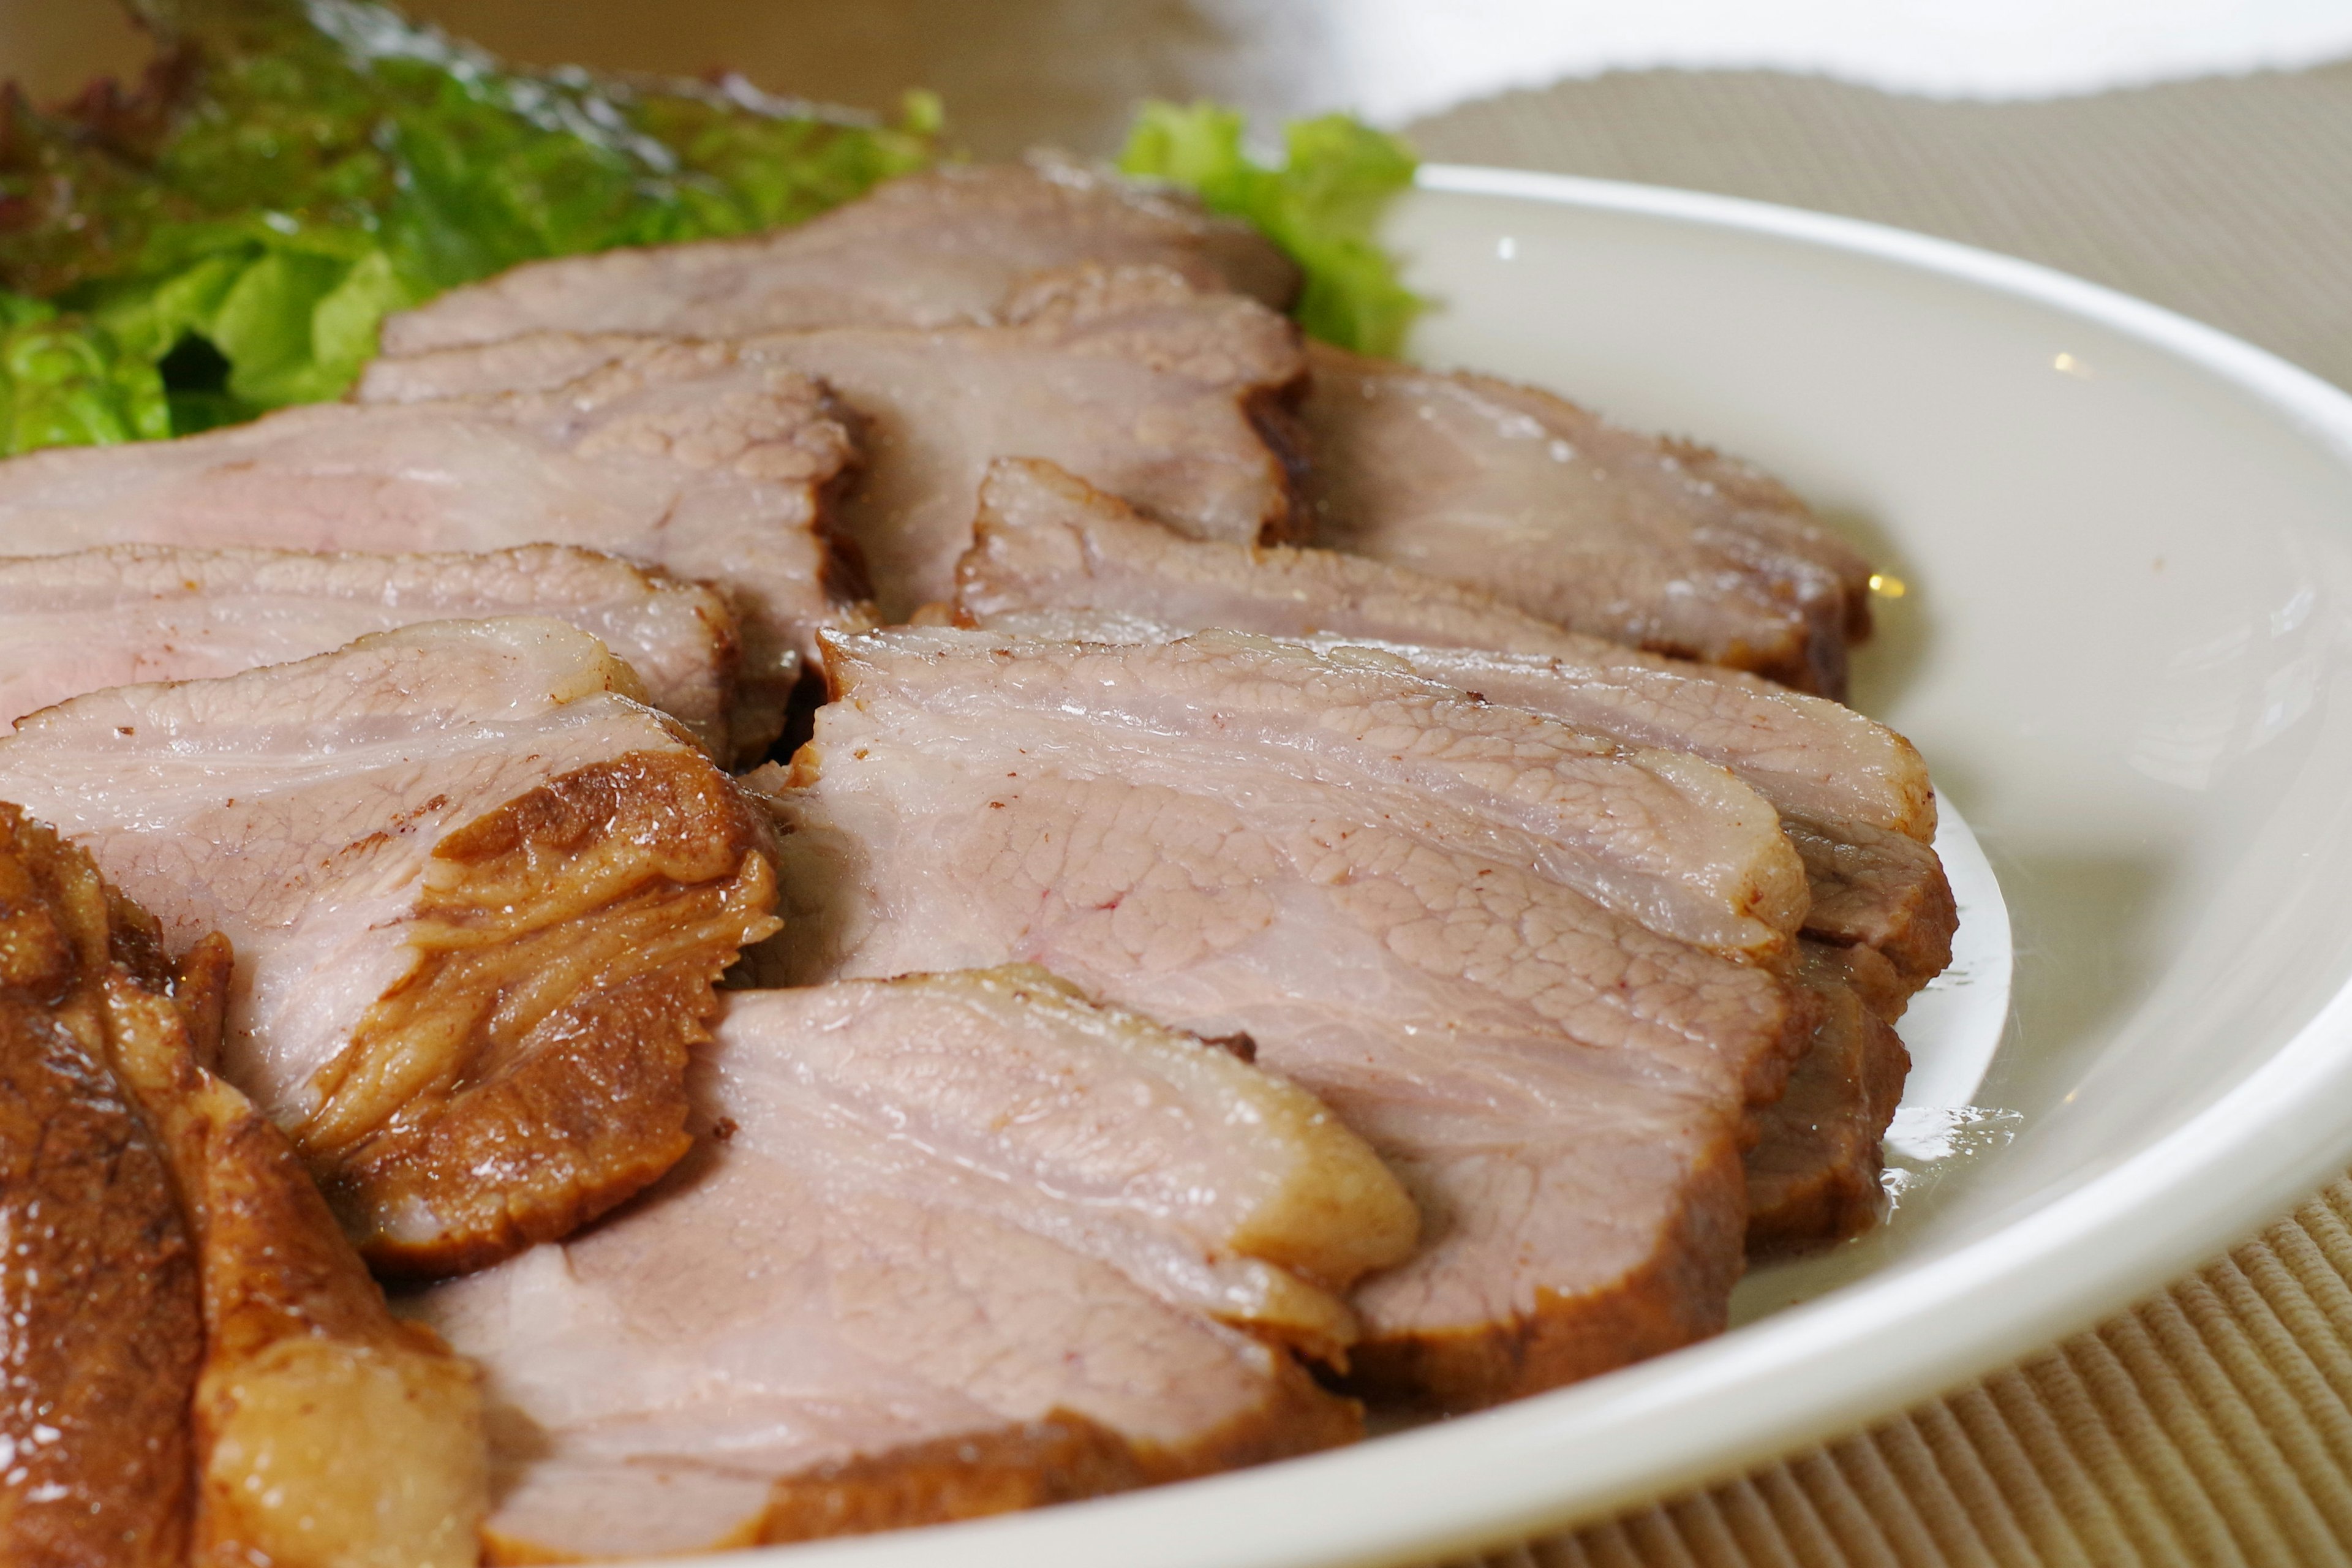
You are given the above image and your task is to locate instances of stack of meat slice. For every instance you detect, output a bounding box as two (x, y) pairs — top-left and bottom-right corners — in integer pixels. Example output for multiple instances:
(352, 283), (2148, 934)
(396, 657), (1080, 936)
(414, 967), (1413, 1558)
(374, 178), (1874, 695)
(361, 263), (1310, 622)
(0, 151), (1950, 1551)
(951, 458), (1947, 1252)
(757, 624), (1826, 1409)
(0, 341), (863, 760)
(1298, 344), (1875, 698)
(379, 159), (1302, 349)
(0, 543), (742, 757)
(0, 804), (484, 1567)
(0, 618), (783, 1275)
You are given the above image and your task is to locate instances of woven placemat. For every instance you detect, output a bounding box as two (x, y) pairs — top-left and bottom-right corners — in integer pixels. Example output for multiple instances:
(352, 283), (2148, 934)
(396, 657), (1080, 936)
(1401, 66), (2352, 1567)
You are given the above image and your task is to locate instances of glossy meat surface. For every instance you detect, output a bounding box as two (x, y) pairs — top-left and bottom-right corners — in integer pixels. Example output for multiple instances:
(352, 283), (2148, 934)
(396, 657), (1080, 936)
(0, 619), (781, 1275)
(766, 628), (1816, 1408)
(0, 807), (200, 1568)
(380, 160), (1300, 354)
(105, 934), (488, 1568)
(948, 461), (1953, 993)
(417, 971), (1361, 1559)
(0, 543), (746, 761)
(1301, 344), (1874, 696)
(0, 342), (862, 723)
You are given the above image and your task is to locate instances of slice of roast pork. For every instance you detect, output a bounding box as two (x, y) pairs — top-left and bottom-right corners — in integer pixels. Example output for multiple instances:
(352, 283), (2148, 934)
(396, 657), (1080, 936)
(0, 805), (202, 1566)
(762, 628), (1818, 1409)
(101, 908), (489, 1564)
(379, 159), (1300, 355)
(362, 266), (1307, 621)
(953, 458), (1956, 994)
(1745, 943), (1912, 1256)
(0, 807), (486, 1566)
(0, 342), (862, 748)
(0, 619), (782, 1276)
(1300, 342), (1875, 698)
(0, 543), (747, 761)
(413, 970), (1371, 1558)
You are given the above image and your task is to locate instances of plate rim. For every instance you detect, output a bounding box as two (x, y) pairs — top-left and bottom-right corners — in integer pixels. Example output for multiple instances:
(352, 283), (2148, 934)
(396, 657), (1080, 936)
(661, 168), (2352, 1568)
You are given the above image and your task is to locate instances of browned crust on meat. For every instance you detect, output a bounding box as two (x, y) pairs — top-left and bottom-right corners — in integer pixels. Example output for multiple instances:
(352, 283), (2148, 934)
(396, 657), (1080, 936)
(755, 1416), (1153, 1547)
(100, 960), (489, 1567)
(1745, 973), (1911, 1258)
(1785, 815), (1958, 993)
(0, 805), (202, 1567)
(1340, 1127), (1749, 1412)
(483, 1360), (1355, 1560)
(306, 750), (783, 1277)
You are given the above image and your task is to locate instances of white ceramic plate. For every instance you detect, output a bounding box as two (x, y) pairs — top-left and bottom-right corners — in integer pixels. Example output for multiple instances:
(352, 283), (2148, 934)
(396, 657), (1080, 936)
(698, 167), (2352, 1568)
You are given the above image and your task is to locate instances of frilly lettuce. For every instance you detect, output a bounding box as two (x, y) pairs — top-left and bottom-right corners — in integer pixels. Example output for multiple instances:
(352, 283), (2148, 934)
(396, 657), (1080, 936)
(1118, 102), (1422, 356)
(0, 2), (1419, 454)
(0, 0), (937, 443)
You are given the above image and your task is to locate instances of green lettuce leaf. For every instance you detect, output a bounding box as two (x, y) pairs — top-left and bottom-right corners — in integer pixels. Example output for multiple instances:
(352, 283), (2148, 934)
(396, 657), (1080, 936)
(0, 293), (172, 456)
(0, 0), (937, 445)
(1118, 101), (1422, 356)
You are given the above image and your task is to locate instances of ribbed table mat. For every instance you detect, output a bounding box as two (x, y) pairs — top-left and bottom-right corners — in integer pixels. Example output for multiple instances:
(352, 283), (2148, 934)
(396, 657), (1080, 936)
(1401, 65), (2352, 1566)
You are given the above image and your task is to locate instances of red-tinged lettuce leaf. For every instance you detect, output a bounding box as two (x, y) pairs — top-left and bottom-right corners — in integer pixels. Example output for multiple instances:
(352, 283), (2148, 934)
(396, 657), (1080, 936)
(0, 0), (937, 445)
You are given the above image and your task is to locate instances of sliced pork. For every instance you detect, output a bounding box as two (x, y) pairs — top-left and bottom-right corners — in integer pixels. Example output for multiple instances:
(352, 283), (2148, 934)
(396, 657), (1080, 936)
(1300, 343), (1874, 698)
(0, 806), (486, 1565)
(0, 543), (747, 760)
(363, 266), (1308, 621)
(0, 343), (862, 742)
(414, 970), (1372, 1558)
(952, 458), (1956, 993)
(380, 159), (1300, 355)
(1746, 943), (1912, 1256)
(0, 619), (782, 1276)
(763, 628), (1817, 1409)
(102, 914), (489, 1566)
(0, 806), (201, 1566)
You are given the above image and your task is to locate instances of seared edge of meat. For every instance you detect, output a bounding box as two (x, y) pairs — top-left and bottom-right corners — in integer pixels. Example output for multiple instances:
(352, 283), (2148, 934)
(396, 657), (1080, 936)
(1781, 816), (1958, 992)
(0, 805), (200, 1567)
(317, 748), (783, 1278)
(718, 969), (1419, 1363)
(1341, 1129), (1749, 1410)
(744, 1414), (1153, 1548)
(0, 618), (784, 1279)
(1299, 342), (1873, 698)
(103, 931), (489, 1568)
(1744, 943), (1913, 1257)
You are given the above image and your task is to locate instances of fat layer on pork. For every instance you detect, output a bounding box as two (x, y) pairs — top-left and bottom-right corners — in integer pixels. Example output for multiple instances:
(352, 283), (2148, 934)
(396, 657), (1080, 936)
(415, 970), (1369, 1559)
(761, 628), (1817, 1409)
(0, 618), (782, 1276)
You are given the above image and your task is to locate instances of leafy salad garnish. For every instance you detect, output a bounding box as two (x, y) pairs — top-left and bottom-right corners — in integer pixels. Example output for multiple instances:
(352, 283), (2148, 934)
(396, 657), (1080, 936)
(0, 0), (935, 447)
(0, 0), (1418, 456)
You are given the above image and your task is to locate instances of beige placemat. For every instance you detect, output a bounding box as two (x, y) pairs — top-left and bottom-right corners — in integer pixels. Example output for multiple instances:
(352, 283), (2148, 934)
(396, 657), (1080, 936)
(1401, 66), (2352, 1566)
